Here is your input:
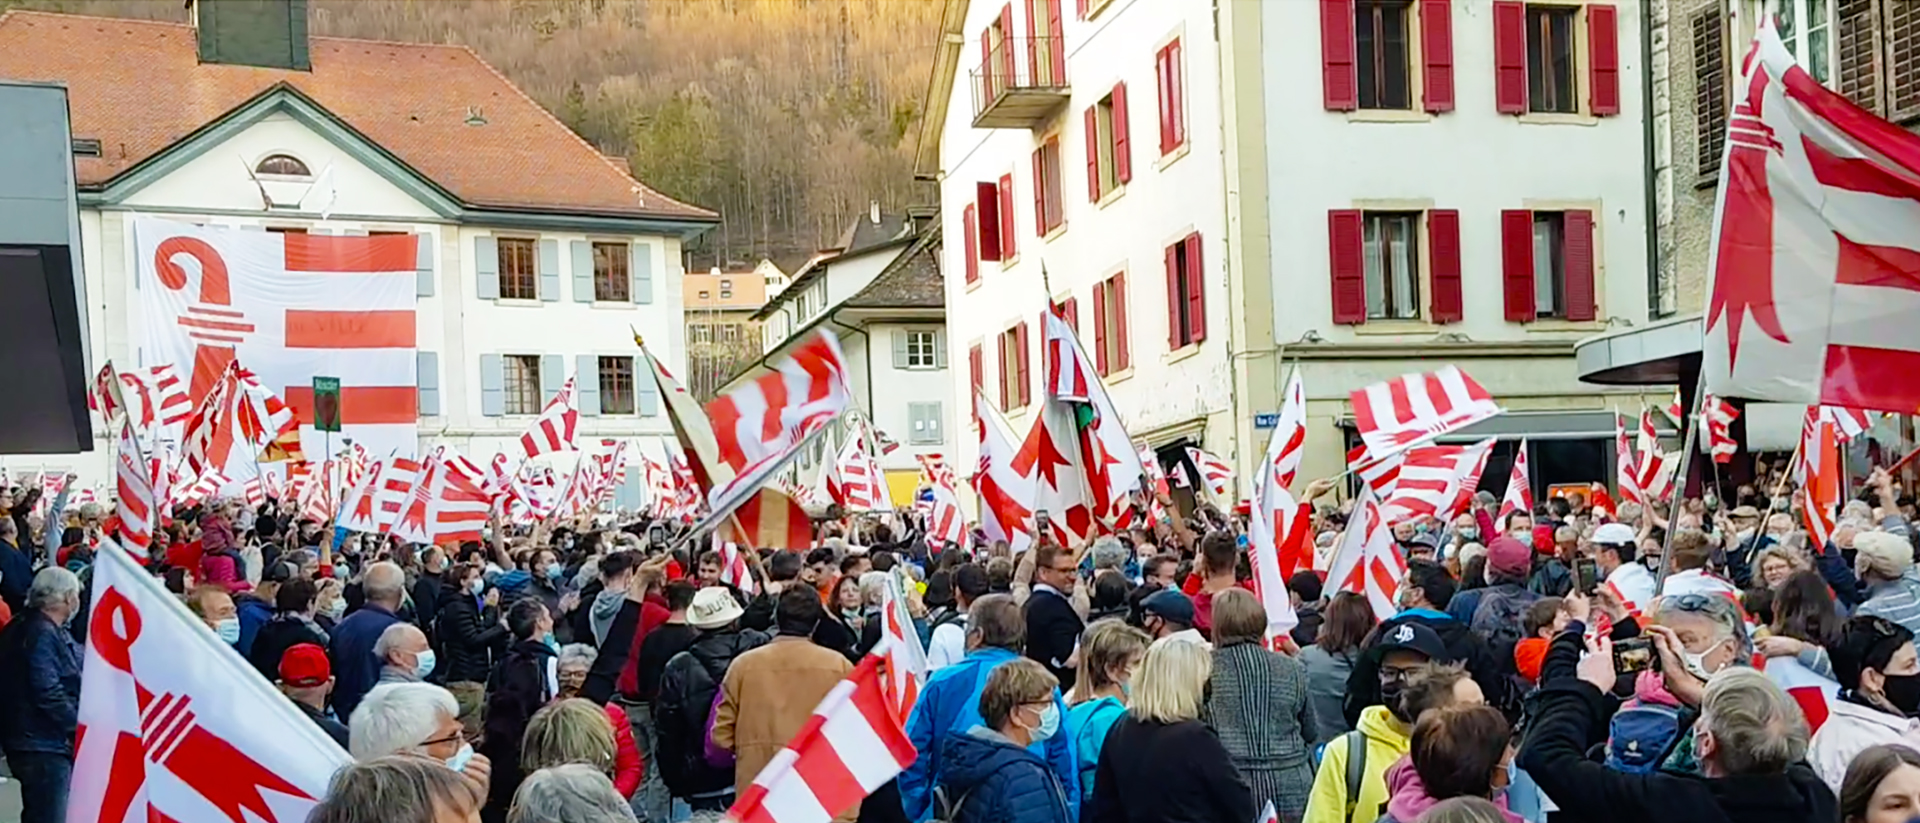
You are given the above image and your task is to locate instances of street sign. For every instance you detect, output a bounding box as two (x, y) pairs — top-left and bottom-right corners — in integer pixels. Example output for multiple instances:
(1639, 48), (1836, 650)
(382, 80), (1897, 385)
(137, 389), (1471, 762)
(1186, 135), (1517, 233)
(312, 376), (342, 433)
(1253, 412), (1280, 430)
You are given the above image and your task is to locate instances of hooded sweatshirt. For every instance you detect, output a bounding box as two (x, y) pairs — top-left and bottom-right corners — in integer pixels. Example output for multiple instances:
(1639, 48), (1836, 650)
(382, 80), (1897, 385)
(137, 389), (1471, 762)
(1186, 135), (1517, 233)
(1380, 757), (1525, 823)
(1303, 705), (1410, 823)
(590, 585), (627, 647)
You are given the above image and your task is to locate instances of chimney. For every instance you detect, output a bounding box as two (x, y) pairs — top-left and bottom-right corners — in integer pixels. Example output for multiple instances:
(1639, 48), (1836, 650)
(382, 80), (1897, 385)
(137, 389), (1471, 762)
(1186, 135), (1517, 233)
(190, 0), (311, 71)
(869, 199), (881, 225)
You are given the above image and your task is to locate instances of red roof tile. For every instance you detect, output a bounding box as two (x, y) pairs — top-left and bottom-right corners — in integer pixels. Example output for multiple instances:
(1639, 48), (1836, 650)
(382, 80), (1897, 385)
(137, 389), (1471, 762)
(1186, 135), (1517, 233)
(0, 10), (716, 221)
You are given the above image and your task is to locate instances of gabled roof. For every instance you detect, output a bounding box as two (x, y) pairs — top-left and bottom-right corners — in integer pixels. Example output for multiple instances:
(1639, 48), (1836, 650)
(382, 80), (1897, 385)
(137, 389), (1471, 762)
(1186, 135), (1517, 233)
(0, 10), (716, 222)
(841, 224), (944, 310)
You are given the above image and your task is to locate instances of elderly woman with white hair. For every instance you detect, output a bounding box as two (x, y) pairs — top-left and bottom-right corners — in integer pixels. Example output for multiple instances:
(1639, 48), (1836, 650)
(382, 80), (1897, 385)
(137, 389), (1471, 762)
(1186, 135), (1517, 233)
(507, 764), (637, 823)
(348, 682), (492, 798)
(310, 755), (485, 823)
(1855, 530), (1920, 635)
(0, 567), (84, 823)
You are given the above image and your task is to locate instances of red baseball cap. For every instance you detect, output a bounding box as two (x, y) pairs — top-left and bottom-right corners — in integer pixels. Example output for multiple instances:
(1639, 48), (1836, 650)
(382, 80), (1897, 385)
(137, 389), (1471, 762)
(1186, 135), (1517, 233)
(279, 643), (331, 688)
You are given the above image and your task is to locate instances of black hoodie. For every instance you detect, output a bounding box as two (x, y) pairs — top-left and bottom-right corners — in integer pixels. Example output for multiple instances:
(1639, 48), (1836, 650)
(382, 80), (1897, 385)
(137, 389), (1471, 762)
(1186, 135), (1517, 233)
(1342, 609), (1514, 727)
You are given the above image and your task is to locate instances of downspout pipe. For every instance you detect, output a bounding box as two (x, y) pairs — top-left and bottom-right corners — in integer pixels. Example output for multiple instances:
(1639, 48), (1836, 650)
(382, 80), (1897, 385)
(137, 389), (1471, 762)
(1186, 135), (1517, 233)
(1641, 1), (1663, 318)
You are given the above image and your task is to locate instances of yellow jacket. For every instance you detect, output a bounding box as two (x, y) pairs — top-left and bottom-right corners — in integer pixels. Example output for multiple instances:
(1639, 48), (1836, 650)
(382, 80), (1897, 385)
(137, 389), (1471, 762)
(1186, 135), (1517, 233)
(1303, 705), (1411, 823)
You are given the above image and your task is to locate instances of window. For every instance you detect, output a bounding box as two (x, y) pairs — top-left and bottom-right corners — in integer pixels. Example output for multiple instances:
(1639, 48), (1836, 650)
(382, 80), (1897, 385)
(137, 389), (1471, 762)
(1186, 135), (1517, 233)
(1693, 7), (1730, 179)
(1085, 83), (1131, 201)
(908, 402), (945, 445)
(1363, 212), (1421, 320)
(969, 343), (985, 393)
(721, 279), (733, 289)
(721, 324), (741, 343)
(265, 226), (307, 235)
(1027, 0), (1066, 87)
(599, 356), (635, 414)
(981, 5), (1015, 101)
(699, 290), (711, 299)
(1525, 5), (1578, 113)
(1165, 233), (1206, 349)
(1531, 212), (1566, 317)
(721, 290), (733, 299)
(690, 324), (712, 344)
(1765, 0), (1835, 84)
(1032, 138), (1064, 236)
(254, 154), (310, 177)
(497, 237), (539, 300)
(1356, 1), (1413, 109)
(503, 355), (541, 414)
(905, 330), (939, 368)
(1091, 272), (1130, 376)
(592, 242), (630, 301)
(1156, 39), (1186, 154)
(1501, 208), (1596, 322)
(998, 324), (1030, 409)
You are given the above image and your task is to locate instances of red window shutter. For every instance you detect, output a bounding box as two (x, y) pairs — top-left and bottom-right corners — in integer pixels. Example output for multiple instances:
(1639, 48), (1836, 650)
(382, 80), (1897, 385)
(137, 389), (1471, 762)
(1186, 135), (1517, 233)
(1563, 210), (1597, 321)
(996, 332), (1009, 408)
(1320, 0), (1358, 111)
(963, 204), (981, 283)
(1185, 233), (1206, 344)
(1084, 105), (1102, 202)
(1428, 209), (1464, 323)
(1111, 81), (1131, 183)
(980, 31), (995, 101)
(1046, 0), (1066, 86)
(1327, 210), (1366, 324)
(1168, 41), (1185, 149)
(1165, 243), (1181, 350)
(1420, 0), (1455, 113)
(1493, 1), (1528, 114)
(1501, 209), (1537, 322)
(1076, 0), (1086, 20)
(1588, 5), (1622, 115)
(1092, 281), (1109, 375)
(1015, 322), (1031, 407)
(1113, 272), (1130, 370)
(970, 344), (984, 394)
(1014, 3), (1031, 89)
(977, 181), (1002, 261)
(1032, 148), (1047, 236)
(1156, 46), (1175, 154)
(1059, 298), (1080, 334)
(998, 174), (1017, 259)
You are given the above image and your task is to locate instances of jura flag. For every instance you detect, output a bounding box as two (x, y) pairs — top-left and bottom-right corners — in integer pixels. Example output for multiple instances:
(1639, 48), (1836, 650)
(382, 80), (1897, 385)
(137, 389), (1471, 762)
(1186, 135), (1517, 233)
(1701, 23), (1920, 412)
(70, 541), (349, 823)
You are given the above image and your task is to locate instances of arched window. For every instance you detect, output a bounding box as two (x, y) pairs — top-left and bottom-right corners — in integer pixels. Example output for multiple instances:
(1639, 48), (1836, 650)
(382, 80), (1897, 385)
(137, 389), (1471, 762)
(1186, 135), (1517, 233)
(255, 154), (311, 177)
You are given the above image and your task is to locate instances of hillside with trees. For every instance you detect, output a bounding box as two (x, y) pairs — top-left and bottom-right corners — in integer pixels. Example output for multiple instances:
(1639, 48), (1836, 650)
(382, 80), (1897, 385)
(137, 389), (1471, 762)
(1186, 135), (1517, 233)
(7, 0), (943, 270)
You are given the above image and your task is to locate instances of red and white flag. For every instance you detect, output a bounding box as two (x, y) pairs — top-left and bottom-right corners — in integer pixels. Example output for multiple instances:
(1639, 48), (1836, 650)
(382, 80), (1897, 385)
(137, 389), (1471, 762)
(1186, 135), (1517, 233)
(1820, 405), (1874, 443)
(971, 389), (1035, 554)
(519, 376), (580, 458)
(1634, 411), (1678, 502)
(918, 454), (967, 550)
(335, 458), (387, 533)
(1256, 802), (1279, 823)
(1498, 441), (1533, 523)
(177, 469), (228, 508)
(241, 476), (267, 509)
(1247, 392), (1308, 638)
(1702, 394), (1741, 464)
(1800, 410), (1841, 548)
(1379, 440), (1495, 524)
(1615, 415), (1643, 506)
(137, 219), (421, 461)
(1038, 312), (1146, 531)
(1349, 366), (1501, 462)
(70, 542), (349, 823)
(391, 447), (489, 545)
(1270, 371), (1307, 492)
(1701, 23), (1920, 413)
(835, 439), (892, 512)
(714, 537), (759, 596)
(1185, 447), (1234, 498)
(1326, 486), (1405, 620)
(726, 655), (916, 823)
(877, 572), (929, 718)
(1765, 655), (1838, 735)
(114, 421), (155, 552)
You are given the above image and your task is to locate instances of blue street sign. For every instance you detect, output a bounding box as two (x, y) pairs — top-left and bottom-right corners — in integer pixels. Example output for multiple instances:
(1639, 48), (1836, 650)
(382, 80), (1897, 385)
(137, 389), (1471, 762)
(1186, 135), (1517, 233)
(1253, 413), (1280, 430)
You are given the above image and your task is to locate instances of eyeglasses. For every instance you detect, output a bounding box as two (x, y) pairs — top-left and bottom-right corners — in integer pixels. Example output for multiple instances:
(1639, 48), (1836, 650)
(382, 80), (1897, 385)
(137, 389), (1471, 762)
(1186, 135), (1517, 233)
(421, 729), (466, 748)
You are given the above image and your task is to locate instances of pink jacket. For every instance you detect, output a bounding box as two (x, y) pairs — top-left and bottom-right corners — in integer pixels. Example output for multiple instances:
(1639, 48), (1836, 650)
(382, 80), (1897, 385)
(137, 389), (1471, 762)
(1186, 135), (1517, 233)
(1382, 757), (1525, 823)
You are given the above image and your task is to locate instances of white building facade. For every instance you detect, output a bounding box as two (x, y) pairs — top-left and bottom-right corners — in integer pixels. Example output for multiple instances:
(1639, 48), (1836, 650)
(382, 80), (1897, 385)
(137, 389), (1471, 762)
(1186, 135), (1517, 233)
(921, 0), (1234, 499)
(0, 9), (716, 502)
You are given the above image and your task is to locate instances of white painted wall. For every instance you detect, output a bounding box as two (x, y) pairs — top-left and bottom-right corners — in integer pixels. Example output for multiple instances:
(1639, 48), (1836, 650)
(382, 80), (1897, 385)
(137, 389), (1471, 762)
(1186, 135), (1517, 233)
(14, 116), (688, 486)
(864, 322), (956, 472)
(939, 0), (1232, 481)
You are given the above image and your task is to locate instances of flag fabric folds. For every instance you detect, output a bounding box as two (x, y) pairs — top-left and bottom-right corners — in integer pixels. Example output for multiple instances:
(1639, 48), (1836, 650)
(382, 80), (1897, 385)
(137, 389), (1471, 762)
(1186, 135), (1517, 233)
(726, 655), (916, 823)
(113, 421), (154, 552)
(519, 376), (580, 458)
(1498, 441), (1533, 523)
(1349, 366), (1501, 461)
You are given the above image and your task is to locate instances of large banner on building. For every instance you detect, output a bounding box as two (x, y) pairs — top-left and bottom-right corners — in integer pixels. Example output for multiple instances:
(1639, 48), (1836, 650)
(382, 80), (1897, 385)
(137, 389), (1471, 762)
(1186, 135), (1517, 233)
(134, 217), (418, 470)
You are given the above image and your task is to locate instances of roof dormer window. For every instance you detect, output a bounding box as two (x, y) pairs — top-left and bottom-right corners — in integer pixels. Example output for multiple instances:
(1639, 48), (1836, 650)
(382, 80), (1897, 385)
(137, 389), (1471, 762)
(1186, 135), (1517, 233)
(255, 153), (311, 177)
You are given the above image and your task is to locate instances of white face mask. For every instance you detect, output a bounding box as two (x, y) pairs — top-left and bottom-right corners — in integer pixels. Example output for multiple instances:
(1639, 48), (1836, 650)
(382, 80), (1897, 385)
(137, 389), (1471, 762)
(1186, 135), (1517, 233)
(325, 599), (346, 620)
(1682, 639), (1727, 680)
(445, 742), (475, 772)
(216, 617), (242, 645)
(468, 578), (485, 596)
(413, 649), (437, 679)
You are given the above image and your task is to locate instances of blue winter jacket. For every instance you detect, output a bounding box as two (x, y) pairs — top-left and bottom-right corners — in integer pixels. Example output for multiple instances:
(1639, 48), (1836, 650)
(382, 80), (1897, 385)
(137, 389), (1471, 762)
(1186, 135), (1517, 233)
(899, 647), (1079, 821)
(1063, 696), (1126, 806)
(934, 726), (1073, 823)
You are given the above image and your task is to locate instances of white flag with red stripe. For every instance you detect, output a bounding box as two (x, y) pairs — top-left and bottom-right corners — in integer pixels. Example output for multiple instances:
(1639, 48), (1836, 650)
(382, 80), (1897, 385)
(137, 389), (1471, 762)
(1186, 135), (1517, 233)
(726, 655), (916, 823)
(519, 377), (580, 458)
(1702, 22), (1920, 413)
(971, 389), (1035, 554)
(1765, 655), (1839, 734)
(114, 421), (155, 552)
(918, 454), (967, 550)
(1349, 366), (1502, 462)
(878, 571), (928, 718)
(391, 447), (489, 544)
(1326, 486), (1405, 620)
(1271, 371), (1308, 491)
(177, 469), (228, 508)
(1380, 440), (1495, 524)
(69, 541), (349, 823)
(1038, 312), (1145, 531)
(1615, 415), (1643, 506)
(714, 537), (759, 596)
(1800, 410), (1841, 547)
(1820, 405), (1874, 443)
(1247, 402), (1306, 639)
(700, 331), (853, 517)
(1702, 395), (1741, 464)
(1185, 447), (1234, 498)
(1634, 411), (1678, 502)
(835, 439), (891, 512)
(1498, 441), (1533, 523)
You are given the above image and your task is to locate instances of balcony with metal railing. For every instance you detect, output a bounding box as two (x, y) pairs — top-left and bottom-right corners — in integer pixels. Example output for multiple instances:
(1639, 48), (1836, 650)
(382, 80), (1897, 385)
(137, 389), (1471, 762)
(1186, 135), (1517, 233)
(970, 36), (1069, 129)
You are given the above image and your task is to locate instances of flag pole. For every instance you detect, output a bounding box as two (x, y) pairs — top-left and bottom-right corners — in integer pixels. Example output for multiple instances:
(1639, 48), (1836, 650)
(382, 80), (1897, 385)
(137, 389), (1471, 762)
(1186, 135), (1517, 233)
(1654, 371), (1712, 595)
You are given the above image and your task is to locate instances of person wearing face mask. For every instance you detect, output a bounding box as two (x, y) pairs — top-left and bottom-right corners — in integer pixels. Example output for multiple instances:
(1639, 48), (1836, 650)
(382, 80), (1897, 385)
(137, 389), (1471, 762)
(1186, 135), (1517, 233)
(277, 642), (349, 748)
(436, 562), (510, 695)
(480, 598), (561, 823)
(348, 681), (495, 809)
(1807, 616), (1920, 790)
(374, 622), (435, 685)
(1063, 621), (1150, 810)
(1205, 589), (1318, 820)
(1593, 523), (1656, 614)
(932, 658), (1076, 823)
(1140, 588), (1208, 647)
(313, 578), (347, 632)
(0, 567), (84, 823)
(1377, 705), (1521, 823)
(523, 549), (568, 643)
(1090, 638), (1256, 823)
(248, 577), (330, 682)
(187, 584), (243, 647)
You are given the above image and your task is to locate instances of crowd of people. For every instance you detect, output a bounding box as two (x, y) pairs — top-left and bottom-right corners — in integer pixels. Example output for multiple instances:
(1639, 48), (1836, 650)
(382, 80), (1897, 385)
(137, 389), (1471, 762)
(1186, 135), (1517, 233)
(7, 467), (1920, 823)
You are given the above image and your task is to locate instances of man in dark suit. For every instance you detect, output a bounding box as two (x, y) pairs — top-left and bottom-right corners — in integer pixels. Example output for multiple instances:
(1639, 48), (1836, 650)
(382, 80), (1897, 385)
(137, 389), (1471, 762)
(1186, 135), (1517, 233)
(1024, 543), (1084, 691)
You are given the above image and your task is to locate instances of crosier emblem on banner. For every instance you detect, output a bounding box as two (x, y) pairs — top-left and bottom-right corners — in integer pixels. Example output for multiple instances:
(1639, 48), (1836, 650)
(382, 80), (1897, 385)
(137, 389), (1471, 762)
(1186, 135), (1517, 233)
(137, 218), (421, 469)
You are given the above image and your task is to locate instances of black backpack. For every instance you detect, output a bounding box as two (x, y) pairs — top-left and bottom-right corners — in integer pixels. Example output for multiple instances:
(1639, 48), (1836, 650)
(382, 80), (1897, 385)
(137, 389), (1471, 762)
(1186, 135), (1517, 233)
(1471, 585), (1540, 652)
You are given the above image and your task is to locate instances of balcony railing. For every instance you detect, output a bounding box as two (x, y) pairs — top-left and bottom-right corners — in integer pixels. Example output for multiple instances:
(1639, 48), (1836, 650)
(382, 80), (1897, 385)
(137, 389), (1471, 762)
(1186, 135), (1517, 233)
(970, 36), (1069, 129)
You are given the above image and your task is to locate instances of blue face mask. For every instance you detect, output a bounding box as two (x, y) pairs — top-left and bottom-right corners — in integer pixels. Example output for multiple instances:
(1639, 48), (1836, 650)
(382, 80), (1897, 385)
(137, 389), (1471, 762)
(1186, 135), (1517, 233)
(546, 565), (564, 581)
(445, 742), (475, 772)
(544, 631), (559, 652)
(1031, 701), (1060, 742)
